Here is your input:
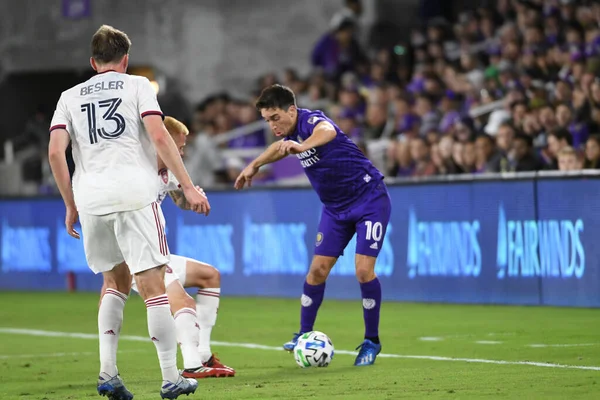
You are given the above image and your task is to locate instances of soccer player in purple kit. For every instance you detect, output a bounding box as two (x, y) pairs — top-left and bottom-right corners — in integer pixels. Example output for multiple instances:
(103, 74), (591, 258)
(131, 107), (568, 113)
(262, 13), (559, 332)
(234, 84), (391, 366)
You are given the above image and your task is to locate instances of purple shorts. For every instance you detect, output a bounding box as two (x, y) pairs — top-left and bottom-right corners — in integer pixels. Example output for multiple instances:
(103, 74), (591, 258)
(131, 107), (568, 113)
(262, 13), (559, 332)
(314, 182), (391, 258)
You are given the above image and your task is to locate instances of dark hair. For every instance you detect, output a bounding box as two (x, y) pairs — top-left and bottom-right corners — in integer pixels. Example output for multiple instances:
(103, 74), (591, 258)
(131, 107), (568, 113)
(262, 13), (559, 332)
(549, 128), (573, 145)
(514, 132), (533, 148)
(498, 121), (517, 133)
(335, 17), (356, 33)
(510, 99), (529, 111)
(255, 84), (297, 111)
(411, 136), (430, 148)
(416, 93), (436, 105)
(588, 134), (600, 147)
(91, 25), (131, 64)
(477, 133), (495, 146)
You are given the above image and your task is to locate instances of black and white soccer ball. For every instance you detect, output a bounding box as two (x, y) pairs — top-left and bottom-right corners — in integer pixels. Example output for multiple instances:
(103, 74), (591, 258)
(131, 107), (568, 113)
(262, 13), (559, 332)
(293, 331), (335, 368)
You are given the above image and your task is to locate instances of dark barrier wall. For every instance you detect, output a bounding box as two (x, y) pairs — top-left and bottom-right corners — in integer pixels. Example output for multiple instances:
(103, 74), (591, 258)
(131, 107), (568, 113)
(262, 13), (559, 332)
(1, 174), (599, 307)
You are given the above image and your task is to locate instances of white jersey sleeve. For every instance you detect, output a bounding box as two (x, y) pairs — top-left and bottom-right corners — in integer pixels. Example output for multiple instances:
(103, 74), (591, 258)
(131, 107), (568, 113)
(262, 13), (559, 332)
(137, 78), (164, 119)
(50, 94), (73, 134)
(157, 169), (181, 205)
(51, 72), (164, 215)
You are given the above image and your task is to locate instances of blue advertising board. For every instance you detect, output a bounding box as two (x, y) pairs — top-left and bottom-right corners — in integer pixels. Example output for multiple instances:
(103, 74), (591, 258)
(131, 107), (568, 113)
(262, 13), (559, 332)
(1, 176), (599, 307)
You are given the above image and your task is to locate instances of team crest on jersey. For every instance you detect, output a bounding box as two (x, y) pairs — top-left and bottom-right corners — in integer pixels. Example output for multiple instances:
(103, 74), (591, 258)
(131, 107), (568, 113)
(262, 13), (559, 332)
(297, 135), (304, 143)
(307, 116), (321, 125)
(316, 232), (323, 246)
(160, 169), (169, 184)
(166, 266), (173, 273)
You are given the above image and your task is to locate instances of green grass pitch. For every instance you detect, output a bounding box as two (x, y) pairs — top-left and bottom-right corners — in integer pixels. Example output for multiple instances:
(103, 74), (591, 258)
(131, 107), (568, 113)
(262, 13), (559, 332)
(0, 292), (599, 399)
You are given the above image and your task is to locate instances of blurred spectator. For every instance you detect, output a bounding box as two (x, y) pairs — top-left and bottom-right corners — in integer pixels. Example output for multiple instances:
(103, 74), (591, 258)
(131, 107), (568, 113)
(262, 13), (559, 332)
(437, 135), (461, 174)
(584, 135), (600, 169)
(508, 133), (544, 172)
(331, 0), (363, 31)
(475, 134), (502, 173)
(558, 146), (582, 171)
(184, 122), (223, 188)
(546, 128), (574, 170)
(363, 103), (389, 140)
(452, 141), (465, 172)
(496, 122), (516, 159)
(387, 139), (414, 177)
(409, 137), (437, 177)
(337, 110), (363, 142)
(461, 141), (477, 173)
(312, 17), (365, 82)
(414, 94), (441, 136)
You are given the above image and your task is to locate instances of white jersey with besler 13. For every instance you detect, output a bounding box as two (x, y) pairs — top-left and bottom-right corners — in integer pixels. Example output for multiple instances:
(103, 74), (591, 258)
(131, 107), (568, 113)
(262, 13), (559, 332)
(50, 70), (172, 275)
(50, 71), (162, 216)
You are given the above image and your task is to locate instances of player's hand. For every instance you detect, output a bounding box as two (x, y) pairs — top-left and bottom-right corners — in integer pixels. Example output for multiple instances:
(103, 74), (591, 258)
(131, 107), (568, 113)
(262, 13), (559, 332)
(65, 206), (80, 239)
(183, 185), (211, 216)
(277, 140), (305, 155)
(234, 164), (259, 189)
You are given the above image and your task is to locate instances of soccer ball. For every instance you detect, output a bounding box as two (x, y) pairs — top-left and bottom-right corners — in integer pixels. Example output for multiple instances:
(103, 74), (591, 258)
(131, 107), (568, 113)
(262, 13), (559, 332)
(293, 331), (335, 368)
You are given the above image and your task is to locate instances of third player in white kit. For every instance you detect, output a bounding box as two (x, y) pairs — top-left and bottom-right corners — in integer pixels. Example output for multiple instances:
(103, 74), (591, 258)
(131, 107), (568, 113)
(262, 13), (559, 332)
(103, 117), (235, 378)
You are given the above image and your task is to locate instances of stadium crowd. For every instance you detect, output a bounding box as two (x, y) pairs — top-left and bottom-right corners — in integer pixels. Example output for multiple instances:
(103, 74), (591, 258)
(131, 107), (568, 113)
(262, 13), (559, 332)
(6, 0), (600, 194)
(184, 0), (600, 186)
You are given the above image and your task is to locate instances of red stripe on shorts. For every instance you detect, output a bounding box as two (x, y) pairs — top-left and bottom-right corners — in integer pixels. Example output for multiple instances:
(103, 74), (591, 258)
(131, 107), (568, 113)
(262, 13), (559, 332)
(152, 203), (166, 256)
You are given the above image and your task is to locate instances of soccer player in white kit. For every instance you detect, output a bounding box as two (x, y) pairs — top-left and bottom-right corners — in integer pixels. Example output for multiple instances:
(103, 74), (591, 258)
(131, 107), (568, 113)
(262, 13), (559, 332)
(100, 117), (235, 378)
(48, 25), (209, 400)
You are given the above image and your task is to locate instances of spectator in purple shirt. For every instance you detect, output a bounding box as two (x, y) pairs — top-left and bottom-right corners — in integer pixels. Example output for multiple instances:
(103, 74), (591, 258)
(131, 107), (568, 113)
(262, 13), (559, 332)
(311, 17), (365, 81)
(338, 86), (366, 121)
(438, 90), (461, 134)
(337, 108), (363, 142)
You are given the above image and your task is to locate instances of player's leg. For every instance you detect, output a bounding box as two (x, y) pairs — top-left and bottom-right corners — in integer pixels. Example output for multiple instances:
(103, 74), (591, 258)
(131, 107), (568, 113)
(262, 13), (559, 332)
(181, 259), (220, 362)
(79, 212), (133, 400)
(99, 262), (131, 371)
(173, 256), (234, 376)
(164, 272), (207, 375)
(284, 206), (354, 351)
(119, 203), (197, 397)
(352, 183), (392, 366)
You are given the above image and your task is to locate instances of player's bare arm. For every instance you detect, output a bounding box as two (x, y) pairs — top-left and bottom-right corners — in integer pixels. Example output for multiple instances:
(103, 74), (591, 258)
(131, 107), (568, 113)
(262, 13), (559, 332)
(278, 121), (337, 156)
(234, 140), (286, 189)
(168, 186), (205, 210)
(168, 190), (189, 210)
(48, 128), (80, 239)
(144, 114), (210, 215)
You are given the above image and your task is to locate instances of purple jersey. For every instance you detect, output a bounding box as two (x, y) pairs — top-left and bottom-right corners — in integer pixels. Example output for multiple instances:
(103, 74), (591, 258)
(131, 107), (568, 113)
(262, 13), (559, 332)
(286, 108), (384, 212)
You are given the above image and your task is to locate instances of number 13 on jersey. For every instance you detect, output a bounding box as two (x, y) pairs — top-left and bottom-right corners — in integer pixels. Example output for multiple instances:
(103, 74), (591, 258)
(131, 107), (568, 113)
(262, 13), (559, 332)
(81, 97), (126, 144)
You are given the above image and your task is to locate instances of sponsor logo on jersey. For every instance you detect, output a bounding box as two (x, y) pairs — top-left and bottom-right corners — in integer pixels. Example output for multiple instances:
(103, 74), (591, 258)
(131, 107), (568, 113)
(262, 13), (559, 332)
(316, 232), (324, 246)
(160, 169), (169, 184)
(307, 116), (321, 125)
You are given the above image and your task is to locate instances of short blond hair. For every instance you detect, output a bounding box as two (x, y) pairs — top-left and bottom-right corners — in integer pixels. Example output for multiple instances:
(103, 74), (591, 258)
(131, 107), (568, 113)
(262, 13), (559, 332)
(164, 116), (189, 136)
(558, 146), (577, 157)
(91, 25), (131, 64)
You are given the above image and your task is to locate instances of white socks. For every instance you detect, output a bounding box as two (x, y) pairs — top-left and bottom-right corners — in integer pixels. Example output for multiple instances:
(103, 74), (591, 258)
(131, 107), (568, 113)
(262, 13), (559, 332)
(196, 288), (220, 362)
(98, 289), (127, 377)
(145, 294), (179, 383)
(173, 307), (203, 369)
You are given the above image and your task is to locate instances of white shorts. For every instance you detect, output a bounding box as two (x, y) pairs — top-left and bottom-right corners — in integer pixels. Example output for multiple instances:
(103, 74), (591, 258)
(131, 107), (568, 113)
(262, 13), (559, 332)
(130, 254), (190, 293)
(80, 202), (170, 275)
